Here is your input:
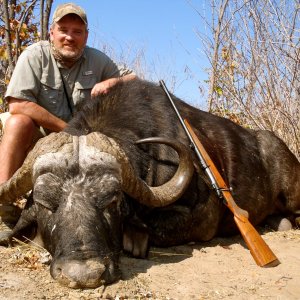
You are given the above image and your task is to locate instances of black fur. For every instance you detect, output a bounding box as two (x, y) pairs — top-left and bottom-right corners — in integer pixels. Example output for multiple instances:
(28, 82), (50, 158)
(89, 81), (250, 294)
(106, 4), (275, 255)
(65, 79), (300, 241)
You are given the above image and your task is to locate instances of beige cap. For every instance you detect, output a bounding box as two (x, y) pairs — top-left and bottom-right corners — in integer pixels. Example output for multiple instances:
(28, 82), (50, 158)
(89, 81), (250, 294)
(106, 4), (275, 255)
(52, 3), (88, 25)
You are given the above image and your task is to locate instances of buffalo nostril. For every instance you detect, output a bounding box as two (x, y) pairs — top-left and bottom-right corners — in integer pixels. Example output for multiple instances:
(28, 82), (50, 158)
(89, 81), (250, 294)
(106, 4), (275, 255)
(50, 258), (109, 288)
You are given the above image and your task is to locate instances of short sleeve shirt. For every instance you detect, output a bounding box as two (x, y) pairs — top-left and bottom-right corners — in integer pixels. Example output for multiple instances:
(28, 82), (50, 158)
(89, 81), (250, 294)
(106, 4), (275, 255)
(5, 41), (134, 122)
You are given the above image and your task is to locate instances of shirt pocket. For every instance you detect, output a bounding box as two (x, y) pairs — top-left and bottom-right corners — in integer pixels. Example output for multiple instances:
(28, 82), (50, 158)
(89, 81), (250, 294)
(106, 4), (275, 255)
(73, 75), (97, 109)
(38, 81), (61, 113)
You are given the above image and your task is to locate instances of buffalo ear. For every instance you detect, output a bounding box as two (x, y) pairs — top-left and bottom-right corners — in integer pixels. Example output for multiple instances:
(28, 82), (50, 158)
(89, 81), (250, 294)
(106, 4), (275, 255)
(11, 193), (38, 238)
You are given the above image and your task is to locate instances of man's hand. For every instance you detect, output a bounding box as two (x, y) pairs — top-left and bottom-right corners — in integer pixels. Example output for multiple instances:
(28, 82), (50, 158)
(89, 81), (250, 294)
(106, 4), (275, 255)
(91, 78), (119, 98)
(91, 74), (137, 98)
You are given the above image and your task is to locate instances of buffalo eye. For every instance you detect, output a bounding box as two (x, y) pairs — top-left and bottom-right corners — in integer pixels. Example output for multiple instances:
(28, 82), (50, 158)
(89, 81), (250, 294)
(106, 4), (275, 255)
(33, 173), (62, 212)
(95, 188), (122, 211)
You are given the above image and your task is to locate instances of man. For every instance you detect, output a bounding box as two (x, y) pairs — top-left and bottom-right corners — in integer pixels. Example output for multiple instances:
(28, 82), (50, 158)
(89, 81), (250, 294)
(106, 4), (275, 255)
(0, 3), (136, 183)
(0, 3), (136, 225)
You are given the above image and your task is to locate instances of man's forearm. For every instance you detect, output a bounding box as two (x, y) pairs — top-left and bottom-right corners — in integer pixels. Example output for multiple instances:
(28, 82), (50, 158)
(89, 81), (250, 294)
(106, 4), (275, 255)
(91, 74), (137, 97)
(119, 73), (137, 83)
(8, 98), (67, 132)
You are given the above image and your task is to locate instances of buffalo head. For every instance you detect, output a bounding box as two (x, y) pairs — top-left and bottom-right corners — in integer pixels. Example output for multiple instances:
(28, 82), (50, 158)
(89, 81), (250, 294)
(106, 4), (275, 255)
(0, 131), (194, 288)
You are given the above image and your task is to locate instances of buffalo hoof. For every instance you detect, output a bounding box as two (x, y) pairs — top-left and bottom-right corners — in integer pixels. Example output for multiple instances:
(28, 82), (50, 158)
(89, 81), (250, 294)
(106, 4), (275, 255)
(265, 215), (293, 231)
(123, 222), (149, 258)
(0, 230), (13, 246)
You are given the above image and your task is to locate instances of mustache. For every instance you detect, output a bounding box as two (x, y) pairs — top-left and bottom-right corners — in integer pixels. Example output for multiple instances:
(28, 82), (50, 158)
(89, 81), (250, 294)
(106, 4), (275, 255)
(63, 43), (77, 48)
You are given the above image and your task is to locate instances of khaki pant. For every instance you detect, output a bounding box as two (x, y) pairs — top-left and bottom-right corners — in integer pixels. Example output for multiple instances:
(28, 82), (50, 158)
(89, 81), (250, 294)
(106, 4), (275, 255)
(0, 112), (10, 131)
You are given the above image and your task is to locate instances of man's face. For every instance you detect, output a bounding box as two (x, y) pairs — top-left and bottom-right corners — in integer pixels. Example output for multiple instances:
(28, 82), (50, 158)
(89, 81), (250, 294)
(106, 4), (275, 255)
(50, 14), (88, 60)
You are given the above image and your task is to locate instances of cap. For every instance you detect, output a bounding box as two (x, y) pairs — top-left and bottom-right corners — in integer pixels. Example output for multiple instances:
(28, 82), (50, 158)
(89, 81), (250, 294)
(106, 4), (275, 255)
(52, 3), (88, 25)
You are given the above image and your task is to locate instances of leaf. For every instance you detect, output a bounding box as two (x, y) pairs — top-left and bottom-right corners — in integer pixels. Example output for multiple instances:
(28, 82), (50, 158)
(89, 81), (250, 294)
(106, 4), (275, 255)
(0, 46), (8, 59)
(214, 86), (223, 96)
(15, 4), (22, 14)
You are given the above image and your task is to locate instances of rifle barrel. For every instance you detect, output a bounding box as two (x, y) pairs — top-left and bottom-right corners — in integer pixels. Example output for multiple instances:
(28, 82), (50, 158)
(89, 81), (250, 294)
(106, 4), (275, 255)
(159, 80), (215, 187)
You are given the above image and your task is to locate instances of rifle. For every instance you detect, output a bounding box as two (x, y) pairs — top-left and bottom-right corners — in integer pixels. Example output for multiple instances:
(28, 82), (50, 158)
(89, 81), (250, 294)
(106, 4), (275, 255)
(159, 80), (280, 267)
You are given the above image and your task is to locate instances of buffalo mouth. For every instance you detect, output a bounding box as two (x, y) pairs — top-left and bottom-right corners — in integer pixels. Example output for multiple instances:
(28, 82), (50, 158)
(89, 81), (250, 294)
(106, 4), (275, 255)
(50, 254), (121, 288)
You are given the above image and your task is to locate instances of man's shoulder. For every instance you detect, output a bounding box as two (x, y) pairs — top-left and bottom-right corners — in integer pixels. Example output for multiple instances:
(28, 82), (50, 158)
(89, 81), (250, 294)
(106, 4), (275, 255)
(25, 40), (50, 52)
(21, 41), (51, 59)
(84, 46), (111, 61)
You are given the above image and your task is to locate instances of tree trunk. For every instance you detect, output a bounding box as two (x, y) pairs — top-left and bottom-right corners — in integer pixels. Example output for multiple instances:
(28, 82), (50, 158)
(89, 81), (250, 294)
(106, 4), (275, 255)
(42, 0), (53, 40)
(2, 0), (15, 77)
(40, 0), (44, 39)
(207, 0), (229, 112)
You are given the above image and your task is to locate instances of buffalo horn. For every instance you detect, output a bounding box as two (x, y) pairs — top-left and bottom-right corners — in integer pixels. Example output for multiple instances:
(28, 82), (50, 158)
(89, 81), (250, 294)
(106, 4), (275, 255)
(0, 132), (73, 204)
(86, 133), (194, 207)
(127, 137), (194, 207)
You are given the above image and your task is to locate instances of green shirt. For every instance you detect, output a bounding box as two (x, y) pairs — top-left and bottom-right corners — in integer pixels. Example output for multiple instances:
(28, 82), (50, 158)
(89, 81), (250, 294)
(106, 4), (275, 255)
(5, 41), (134, 122)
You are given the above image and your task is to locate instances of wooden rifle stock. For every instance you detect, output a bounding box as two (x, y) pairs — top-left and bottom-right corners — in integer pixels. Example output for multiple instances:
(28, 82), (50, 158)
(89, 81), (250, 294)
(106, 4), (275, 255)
(184, 119), (280, 267)
(159, 79), (279, 267)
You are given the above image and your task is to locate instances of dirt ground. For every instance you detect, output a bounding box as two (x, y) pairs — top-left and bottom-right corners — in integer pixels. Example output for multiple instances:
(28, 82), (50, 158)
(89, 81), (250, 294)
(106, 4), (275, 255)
(0, 229), (299, 300)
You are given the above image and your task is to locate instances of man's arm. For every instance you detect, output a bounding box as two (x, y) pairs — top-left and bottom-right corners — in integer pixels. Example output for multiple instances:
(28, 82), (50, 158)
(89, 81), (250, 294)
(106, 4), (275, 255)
(91, 74), (136, 98)
(8, 98), (67, 132)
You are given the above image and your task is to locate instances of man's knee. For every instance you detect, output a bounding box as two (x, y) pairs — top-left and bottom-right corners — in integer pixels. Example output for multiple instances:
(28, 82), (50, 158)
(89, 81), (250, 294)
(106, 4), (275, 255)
(1, 112), (45, 143)
(4, 113), (36, 134)
(0, 113), (38, 151)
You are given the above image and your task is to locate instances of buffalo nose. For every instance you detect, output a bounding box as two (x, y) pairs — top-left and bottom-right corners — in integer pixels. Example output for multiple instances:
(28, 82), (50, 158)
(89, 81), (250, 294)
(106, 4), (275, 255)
(50, 258), (106, 288)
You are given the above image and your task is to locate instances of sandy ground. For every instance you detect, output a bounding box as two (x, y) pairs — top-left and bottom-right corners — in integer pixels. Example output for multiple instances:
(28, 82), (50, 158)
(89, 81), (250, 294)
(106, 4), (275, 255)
(0, 229), (299, 300)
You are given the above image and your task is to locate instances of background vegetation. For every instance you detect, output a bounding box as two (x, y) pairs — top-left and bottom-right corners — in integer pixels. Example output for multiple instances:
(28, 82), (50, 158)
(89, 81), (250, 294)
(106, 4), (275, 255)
(196, 0), (300, 158)
(0, 0), (299, 159)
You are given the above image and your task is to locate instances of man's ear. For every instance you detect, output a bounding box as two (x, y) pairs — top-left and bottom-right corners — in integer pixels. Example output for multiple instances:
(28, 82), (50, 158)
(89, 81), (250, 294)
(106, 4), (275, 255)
(84, 29), (89, 44)
(49, 25), (54, 41)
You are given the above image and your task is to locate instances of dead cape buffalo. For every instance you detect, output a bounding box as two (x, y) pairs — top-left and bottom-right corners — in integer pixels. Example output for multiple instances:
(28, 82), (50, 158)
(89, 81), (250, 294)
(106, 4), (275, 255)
(0, 79), (299, 288)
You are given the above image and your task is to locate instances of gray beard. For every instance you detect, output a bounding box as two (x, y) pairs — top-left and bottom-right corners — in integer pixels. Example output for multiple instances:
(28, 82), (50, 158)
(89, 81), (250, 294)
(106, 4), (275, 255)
(50, 41), (84, 67)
